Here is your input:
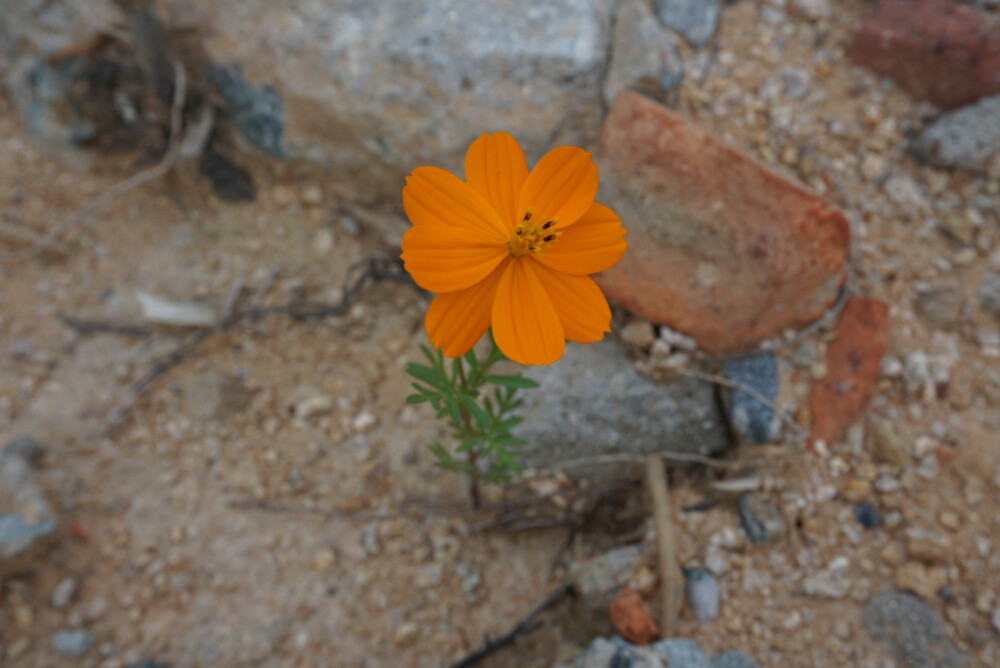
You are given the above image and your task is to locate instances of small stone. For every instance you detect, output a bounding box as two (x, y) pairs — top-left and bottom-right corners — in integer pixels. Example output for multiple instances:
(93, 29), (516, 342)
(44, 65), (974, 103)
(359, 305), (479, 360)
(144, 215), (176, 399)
(52, 629), (96, 657)
(874, 474), (901, 494)
(912, 95), (1000, 170)
(914, 285), (963, 331)
(52, 577), (77, 608)
(604, 0), (685, 106)
(301, 185), (323, 205)
(683, 567), (720, 622)
(609, 586), (660, 644)
(4, 435), (46, 466)
(392, 621), (419, 647)
(854, 502), (880, 529)
(724, 355), (779, 444)
(294, 394), (334, 421)
(652, 0), (721, 48)
(864, 591), (970, 668)
(619, 319), (656, 349)
(879, 356), (903, 378)
(352, 410), (377, 433)
(906, 533), (950, 564)
(880, 542), (906, 567)
(867, 419), (909, 467)
(978, 273), (1000, 312)
(895, 561), (947, 601)
(992, 607), (1000, 634)
(791, 0), (832, 20)
(359, 523), (380, 556)
(802, 558), (851, 598)
(809, 298), (889, 446)
(0, 451), (58, 575)
(938, 510), (961, 531)
(568, 544), (645, 614)
(711, 650), (762, 668)
(272, 185), (295, 207)
(840, 478), (872, 503)
(650, 638), (712, 667)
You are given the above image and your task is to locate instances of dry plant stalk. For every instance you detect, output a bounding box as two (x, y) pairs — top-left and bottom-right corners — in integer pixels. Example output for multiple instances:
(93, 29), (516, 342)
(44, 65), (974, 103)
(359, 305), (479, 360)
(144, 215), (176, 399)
(644, 456), (683, 638)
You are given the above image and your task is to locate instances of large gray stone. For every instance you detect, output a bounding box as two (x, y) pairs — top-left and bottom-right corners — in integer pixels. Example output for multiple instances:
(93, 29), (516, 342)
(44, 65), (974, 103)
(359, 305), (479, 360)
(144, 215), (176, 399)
(517, 340), (728, 477)
(863, 590), (969, 668)
(911, 95), (1000, 170)
(604, 0), (685, 106)
(0, 450), (58, 576)
(555, 637), (668, 668)
(3, 0), (618, 199)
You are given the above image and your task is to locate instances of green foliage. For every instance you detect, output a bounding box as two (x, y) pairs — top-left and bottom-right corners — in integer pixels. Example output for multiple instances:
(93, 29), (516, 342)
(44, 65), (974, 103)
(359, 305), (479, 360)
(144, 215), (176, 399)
(405, 334), (537, 487)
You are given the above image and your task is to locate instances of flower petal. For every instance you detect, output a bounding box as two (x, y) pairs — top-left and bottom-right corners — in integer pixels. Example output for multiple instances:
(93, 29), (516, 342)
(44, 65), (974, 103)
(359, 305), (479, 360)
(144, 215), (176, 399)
(401, 224), (507, 293)
(464, 132), (529, 230)
(403, 166), (508, 241)
(536, 202), (628, 275)
(492, 260), (565, 366)
(516, 146), (598, 230)
(424, 260), (508, 357)
(532, 263), (612, 344)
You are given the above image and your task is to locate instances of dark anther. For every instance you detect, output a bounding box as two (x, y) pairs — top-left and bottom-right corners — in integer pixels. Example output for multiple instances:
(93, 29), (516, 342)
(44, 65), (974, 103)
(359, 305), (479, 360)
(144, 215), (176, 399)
(542, 220), (555, 229)
(523, 211), (532, 222)
(543, 234), (556, 242)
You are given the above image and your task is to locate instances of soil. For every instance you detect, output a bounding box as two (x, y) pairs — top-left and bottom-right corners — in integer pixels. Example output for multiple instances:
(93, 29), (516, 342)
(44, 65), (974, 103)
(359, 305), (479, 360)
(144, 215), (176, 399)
(1, 1), (998, 667)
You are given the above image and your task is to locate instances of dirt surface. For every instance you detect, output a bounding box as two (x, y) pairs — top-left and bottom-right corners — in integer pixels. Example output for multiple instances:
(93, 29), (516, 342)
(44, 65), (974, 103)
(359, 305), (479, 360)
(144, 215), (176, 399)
(1, 1), (999, 667)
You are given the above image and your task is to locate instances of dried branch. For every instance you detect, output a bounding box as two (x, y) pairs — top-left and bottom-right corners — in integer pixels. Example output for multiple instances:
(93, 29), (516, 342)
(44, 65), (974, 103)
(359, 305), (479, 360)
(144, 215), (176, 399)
(644, 457), (683, 638)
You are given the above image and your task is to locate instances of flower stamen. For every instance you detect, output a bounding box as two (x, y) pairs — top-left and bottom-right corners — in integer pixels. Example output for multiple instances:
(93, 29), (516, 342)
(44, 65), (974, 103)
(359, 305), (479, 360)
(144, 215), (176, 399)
(507, 211), (561, 257)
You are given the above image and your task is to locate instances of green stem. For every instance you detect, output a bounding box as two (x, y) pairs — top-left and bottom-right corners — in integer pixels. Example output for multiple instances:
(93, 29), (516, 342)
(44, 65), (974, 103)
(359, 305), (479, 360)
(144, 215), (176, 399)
(454, 357), (481, 508)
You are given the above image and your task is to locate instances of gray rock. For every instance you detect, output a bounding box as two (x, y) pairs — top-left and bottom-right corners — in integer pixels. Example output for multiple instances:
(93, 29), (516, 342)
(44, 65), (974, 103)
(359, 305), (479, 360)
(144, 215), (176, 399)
(51, 576), (78, 608)
(914, 285), (963, 331)
(863, 590), (970, 668)
(736, 494), (768, 544)
(911, 95), (1000, 170)
(978, 273), (1000, 313)
(4, 435), (46, 466)
(518, 341), (728, 478)
(208, 63), (285, 158)
(723, 355), (778, 444)
(4, 0), (617, 200)
(604, 0), (685, 106)
(992, 607), (1000, 634)
(0, 449), (58, 575)
(183, 369), (248, 420)
(52, 629), (96, 657)
(554, 636), (668, 668)
(711, 650), (762, 668)
(650, 638), (712, 668)
(653, 0), (722, 48)
(568, 544), (644, 613)
(683, 568), (720, 622)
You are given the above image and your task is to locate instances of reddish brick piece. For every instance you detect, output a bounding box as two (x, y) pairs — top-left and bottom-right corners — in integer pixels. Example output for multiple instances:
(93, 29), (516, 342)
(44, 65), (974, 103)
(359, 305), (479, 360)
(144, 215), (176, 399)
(847, 0), (1000, 110)
(808, 297), (890, 447)
(595, 92), (850, 354)
(609, 586), (659, 645)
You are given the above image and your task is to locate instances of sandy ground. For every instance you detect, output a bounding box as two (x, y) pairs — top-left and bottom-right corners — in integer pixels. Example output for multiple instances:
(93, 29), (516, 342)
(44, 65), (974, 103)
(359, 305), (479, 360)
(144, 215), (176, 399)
(1, 1), (999, 666)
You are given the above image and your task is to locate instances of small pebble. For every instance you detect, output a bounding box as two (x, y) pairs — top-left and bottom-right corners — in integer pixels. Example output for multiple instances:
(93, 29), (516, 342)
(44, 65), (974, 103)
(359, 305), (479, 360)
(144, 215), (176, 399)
(854, 502), (880, 529)
(992, 607), (1000, 634)
(52, 577), (78, 608)
(52, 629), (96, 657)
(683, 567), (720, 622)
(392, 621), (420, 647)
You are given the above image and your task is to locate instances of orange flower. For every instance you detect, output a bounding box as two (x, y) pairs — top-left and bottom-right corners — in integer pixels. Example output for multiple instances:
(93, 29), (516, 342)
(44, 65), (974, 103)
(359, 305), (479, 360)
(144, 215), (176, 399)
(401, 132), (627, 366)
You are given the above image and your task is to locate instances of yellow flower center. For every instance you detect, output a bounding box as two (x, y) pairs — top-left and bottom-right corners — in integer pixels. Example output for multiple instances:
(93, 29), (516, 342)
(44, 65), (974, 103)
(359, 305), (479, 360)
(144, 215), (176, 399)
(506, 208), (561, 258)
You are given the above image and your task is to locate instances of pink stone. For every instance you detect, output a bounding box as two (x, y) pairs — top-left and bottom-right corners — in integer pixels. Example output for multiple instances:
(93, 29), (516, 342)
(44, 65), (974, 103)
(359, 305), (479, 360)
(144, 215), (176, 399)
(594, 92), (850, 355)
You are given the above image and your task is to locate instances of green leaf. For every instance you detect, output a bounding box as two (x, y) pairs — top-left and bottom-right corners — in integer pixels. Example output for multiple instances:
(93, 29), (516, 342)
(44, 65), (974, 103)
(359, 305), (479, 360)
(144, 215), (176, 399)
(406, 362), (446, 389)
(406, 393), (429, 404)
(459, 393), (492, 429)
(492, 435), (528, 447)
(495, 416), (523, 431)
(445, 395), (462, 425)
(456, 437), (480, 453)
(485, 374), (538, 389)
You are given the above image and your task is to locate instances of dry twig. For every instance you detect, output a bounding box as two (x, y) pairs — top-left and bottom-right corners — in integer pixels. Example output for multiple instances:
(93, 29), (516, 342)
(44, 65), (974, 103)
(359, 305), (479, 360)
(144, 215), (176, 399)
(644, 457), (683, 638)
